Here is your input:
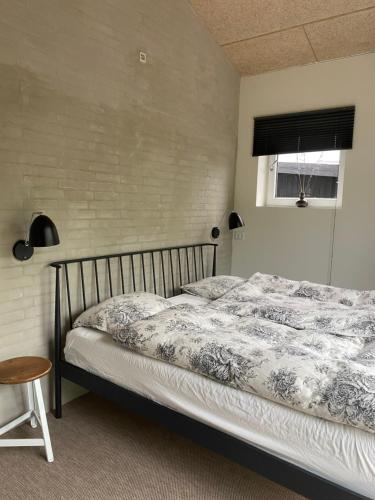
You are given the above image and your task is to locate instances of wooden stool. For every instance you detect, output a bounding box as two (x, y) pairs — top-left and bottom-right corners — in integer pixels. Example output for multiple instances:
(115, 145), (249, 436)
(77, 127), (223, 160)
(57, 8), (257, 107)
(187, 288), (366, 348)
(0, 356), (54, 462)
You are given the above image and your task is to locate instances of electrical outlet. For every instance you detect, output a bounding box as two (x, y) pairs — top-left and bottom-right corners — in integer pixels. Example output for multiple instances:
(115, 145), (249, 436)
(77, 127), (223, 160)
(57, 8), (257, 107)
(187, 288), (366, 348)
(139, 51), (147, 63)
(234, 232), (245, 241)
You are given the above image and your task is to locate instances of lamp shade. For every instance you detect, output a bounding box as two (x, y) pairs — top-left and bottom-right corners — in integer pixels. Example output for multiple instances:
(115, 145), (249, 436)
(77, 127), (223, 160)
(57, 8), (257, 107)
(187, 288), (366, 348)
(228, 212), (244, 230)
(29, 215), (60, 247)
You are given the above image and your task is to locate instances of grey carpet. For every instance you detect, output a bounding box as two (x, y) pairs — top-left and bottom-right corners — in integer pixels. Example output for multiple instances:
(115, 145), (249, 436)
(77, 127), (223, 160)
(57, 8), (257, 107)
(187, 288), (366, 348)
(0, 394), (305, 500)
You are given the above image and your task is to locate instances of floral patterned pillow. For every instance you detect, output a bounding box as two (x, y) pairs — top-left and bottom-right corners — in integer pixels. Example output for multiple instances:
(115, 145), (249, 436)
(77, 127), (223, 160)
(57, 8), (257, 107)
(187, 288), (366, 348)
(355, 290), (375, 307)
(181, 275), (245, 300)
(213, 280), (263, 303)
(73, 292), (170, 335)
(247, 272), (300, 295)
(293, 281), (362, 307)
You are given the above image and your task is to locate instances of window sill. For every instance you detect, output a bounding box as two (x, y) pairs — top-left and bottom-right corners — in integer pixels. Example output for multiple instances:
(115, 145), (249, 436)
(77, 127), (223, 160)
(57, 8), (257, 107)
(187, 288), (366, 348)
(257, 200), (342, 209)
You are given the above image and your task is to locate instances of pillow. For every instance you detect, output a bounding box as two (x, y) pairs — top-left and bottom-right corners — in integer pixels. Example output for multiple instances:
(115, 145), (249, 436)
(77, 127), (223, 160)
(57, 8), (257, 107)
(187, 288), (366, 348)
(181, 275), (245, 300)
(167, 294), (211, 306)
(354, 290), (375, 307)
(73, 292), (170, 335)
(293, 280), (362, 306)
(213, 280), (263, 303)
(247, 272), (300, 295)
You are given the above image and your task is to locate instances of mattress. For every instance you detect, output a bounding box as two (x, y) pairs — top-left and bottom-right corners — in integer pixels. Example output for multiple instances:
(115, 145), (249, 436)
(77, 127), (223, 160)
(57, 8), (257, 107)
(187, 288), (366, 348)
(64, 298), (375, 497)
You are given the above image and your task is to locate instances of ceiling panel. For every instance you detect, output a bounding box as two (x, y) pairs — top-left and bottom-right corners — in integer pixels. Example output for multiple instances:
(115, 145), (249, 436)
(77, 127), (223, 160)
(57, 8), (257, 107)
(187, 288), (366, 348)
(190, 0), (375, 75)
(306, 9), (375, 61)
(223, 27), (315, 76)
(190, 0), (375, 45)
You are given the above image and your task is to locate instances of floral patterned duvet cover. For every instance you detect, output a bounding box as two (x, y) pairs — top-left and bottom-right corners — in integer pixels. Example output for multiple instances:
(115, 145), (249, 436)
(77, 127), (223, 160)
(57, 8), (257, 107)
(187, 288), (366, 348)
(113, 276), (375, 434)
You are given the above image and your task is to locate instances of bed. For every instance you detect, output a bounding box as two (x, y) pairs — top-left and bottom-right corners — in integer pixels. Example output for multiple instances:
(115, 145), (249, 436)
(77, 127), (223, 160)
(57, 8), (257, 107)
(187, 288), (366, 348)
(51, 244), (374, 499)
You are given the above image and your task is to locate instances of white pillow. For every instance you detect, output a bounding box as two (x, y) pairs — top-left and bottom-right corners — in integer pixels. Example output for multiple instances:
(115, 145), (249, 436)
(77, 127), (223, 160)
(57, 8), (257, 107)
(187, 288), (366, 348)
(73, 292), (170, 335)
(213, 280), (263, 303)
(181, 275), (245, 300)
(247, 272), (300, 295)
(356, 290), (375, 307)
(293, 281), (361, 306)
(293, 281), (375, 309)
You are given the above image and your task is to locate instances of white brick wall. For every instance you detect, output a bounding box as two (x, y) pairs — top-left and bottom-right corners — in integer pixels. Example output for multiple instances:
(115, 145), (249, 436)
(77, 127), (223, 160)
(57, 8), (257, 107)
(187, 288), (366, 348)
(0, 0), (239, 424)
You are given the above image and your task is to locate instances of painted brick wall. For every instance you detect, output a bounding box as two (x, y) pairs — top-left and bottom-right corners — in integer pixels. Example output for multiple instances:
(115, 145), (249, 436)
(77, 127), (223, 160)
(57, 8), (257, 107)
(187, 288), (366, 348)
(0, 0), (239, 424)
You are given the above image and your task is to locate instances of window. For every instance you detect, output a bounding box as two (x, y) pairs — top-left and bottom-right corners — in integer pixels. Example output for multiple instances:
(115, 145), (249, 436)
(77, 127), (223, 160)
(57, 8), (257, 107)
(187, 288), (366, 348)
(252, 106), (354, 209)
(256, 150), (345, 208)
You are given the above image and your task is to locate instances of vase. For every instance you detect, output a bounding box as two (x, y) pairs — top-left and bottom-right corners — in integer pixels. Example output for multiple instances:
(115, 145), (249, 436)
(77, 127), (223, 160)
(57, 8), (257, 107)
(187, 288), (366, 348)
(296, 192), (308, 208)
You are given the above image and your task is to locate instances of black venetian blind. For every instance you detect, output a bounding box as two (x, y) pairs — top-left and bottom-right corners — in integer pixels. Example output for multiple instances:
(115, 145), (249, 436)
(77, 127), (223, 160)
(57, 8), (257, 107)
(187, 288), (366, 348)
(252, 106), (355, 157)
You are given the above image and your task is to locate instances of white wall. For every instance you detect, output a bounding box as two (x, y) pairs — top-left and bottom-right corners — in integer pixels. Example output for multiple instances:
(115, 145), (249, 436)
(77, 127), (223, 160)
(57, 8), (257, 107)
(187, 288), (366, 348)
(232, 53), (375, 289)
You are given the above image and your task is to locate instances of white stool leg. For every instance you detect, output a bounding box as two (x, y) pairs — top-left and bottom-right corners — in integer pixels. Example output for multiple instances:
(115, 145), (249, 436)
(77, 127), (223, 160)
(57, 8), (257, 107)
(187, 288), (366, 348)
(33, 379), (54, 463)
(26, 382), (37, 428)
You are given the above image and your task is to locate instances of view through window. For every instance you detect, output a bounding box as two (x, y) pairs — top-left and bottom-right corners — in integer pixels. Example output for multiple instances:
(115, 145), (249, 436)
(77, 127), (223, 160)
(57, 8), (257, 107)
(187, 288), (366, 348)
(275, 151), (341, 199)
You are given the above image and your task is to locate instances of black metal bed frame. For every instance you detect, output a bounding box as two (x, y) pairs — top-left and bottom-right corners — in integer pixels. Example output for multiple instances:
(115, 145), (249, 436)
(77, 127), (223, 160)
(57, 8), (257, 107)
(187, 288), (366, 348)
(50, 243), (367, 500)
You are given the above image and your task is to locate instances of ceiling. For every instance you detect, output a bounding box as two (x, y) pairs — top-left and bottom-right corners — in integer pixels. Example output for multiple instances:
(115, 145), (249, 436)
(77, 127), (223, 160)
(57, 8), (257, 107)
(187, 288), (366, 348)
(189, 0), (375, 75)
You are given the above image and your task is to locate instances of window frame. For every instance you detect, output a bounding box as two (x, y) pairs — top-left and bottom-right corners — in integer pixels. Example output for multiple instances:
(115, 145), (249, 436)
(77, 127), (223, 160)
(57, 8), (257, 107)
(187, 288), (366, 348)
(256, 151), (345, 209)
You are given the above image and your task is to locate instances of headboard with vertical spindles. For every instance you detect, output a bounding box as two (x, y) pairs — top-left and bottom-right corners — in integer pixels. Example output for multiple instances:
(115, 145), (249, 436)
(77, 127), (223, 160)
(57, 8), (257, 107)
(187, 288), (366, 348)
(50, 242), (217, 359)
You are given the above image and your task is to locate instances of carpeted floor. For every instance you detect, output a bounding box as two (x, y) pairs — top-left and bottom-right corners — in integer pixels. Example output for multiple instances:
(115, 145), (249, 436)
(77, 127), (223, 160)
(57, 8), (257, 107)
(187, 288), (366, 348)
(0, 394), (305, 500)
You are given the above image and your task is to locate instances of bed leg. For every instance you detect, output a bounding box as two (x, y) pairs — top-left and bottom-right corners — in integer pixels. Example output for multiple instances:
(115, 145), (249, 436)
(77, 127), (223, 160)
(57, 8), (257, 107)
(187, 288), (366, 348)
(54, 367), (62, 419)
(53, 264), (62, 419)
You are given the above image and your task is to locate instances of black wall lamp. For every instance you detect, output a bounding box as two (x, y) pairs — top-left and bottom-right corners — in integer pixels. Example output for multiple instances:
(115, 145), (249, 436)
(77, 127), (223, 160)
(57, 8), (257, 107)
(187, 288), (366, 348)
(13, 212), (60, 261)
(211, 211), (244, 239)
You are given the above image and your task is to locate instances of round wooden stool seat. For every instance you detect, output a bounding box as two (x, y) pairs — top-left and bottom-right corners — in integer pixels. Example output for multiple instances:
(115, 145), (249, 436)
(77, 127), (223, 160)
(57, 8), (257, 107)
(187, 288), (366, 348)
(0, 357), (52, 385)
